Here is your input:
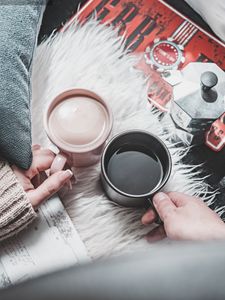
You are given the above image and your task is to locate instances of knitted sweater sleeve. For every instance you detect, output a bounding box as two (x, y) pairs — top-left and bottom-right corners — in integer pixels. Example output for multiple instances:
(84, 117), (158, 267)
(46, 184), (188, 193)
(0, 161), (37, 241)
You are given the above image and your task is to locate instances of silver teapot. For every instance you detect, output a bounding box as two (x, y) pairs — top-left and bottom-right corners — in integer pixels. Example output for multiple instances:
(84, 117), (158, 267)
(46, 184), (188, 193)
(169, 62), (225, 144)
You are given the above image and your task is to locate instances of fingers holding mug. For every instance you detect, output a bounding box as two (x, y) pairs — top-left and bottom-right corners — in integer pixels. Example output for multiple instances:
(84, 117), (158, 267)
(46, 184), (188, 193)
(50, 152), (74, 189)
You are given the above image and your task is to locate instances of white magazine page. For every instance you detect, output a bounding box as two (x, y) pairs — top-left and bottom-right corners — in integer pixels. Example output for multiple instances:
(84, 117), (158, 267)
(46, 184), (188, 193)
(0, 195), (90, 288)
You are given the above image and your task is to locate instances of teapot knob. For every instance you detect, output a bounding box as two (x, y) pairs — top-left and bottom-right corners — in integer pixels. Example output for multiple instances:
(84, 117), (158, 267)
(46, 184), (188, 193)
(201, 71), (218, 91)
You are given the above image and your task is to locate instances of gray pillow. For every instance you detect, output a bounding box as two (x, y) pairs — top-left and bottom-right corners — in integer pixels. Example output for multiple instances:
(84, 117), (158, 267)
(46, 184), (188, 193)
(0, 1), (45, 169)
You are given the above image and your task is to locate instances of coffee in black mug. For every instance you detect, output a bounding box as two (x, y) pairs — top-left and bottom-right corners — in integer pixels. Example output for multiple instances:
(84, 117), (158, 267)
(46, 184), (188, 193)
(101, 130), (172, 208)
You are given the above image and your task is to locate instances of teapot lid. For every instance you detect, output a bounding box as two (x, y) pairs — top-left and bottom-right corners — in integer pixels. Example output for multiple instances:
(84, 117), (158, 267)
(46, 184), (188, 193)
(173, 63), (225, 120)
(201, 71), (218, 91)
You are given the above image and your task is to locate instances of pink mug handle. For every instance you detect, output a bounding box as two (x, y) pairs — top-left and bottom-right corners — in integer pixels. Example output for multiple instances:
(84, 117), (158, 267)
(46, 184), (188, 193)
(50, 152), (73, 189)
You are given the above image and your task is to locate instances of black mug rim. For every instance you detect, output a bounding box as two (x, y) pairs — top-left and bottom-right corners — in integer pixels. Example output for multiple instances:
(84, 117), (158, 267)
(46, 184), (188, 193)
(101, 130), (172, 198)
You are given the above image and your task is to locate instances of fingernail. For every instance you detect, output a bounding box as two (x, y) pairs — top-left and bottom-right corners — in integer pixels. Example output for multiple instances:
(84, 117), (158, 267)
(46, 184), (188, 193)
(60, 169), (73, 180)
(142, 209), (156, 225)
(153, 192), (167, 204)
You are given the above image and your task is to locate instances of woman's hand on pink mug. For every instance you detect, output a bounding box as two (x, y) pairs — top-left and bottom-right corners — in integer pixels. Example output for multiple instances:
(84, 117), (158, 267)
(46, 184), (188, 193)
(12, 145), (73, 210)
(142, 192), (225, 242)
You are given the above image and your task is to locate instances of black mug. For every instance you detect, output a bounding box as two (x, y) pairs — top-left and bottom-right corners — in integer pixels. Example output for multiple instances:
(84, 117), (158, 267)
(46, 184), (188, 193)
(101, 130), (172, 209)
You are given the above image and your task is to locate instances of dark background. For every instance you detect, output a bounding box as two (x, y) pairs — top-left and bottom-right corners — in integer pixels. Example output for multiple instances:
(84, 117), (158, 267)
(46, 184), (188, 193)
(39, 0), (225, 216)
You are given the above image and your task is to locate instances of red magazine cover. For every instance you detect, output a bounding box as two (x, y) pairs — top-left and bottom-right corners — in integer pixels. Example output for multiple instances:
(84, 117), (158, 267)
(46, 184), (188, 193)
(64, 0), (225, 150)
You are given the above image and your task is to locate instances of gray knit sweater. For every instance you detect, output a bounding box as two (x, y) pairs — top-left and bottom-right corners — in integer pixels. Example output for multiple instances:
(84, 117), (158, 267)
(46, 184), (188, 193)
(0, 161), (36, 241)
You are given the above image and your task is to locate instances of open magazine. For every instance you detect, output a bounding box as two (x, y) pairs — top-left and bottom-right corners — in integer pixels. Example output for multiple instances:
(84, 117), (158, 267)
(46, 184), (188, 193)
(0, 195), (90, 288)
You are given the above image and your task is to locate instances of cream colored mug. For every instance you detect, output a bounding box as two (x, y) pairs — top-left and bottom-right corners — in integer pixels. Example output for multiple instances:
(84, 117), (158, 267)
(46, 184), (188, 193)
(44, 89), (113, 174)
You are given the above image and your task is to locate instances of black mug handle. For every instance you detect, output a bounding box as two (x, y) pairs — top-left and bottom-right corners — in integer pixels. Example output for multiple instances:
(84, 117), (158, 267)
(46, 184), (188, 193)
(147, 198), (163, 225)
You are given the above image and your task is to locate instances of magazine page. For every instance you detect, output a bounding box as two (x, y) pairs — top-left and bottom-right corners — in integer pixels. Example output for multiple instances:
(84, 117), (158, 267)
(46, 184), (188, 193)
(0, 195), (90, 289)
(71, 0), (225, 148)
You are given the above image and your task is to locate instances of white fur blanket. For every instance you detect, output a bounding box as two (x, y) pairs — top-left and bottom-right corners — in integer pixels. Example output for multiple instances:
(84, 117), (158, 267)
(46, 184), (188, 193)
(32, 20), (215, 259)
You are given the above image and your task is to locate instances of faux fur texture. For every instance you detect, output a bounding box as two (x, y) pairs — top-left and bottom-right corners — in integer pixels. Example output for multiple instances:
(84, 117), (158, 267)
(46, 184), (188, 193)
(32, 19), (216, 259)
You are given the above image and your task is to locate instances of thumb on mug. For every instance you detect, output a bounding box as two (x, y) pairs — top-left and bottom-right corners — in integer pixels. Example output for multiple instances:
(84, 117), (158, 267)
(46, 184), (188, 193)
(153, 192), (176, 222)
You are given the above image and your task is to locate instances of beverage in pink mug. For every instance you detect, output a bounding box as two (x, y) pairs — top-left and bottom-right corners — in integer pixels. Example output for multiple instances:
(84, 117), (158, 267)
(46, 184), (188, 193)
(44, 89), (113, 173)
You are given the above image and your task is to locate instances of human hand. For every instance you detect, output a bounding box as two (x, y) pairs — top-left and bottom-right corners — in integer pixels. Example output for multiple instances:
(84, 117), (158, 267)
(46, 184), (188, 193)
(142, 192), (225, 242)
(12, 145), (73, 209)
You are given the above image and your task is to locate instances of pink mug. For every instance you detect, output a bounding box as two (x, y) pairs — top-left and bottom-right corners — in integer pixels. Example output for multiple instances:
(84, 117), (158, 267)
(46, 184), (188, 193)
(44, 89), (113, 174)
